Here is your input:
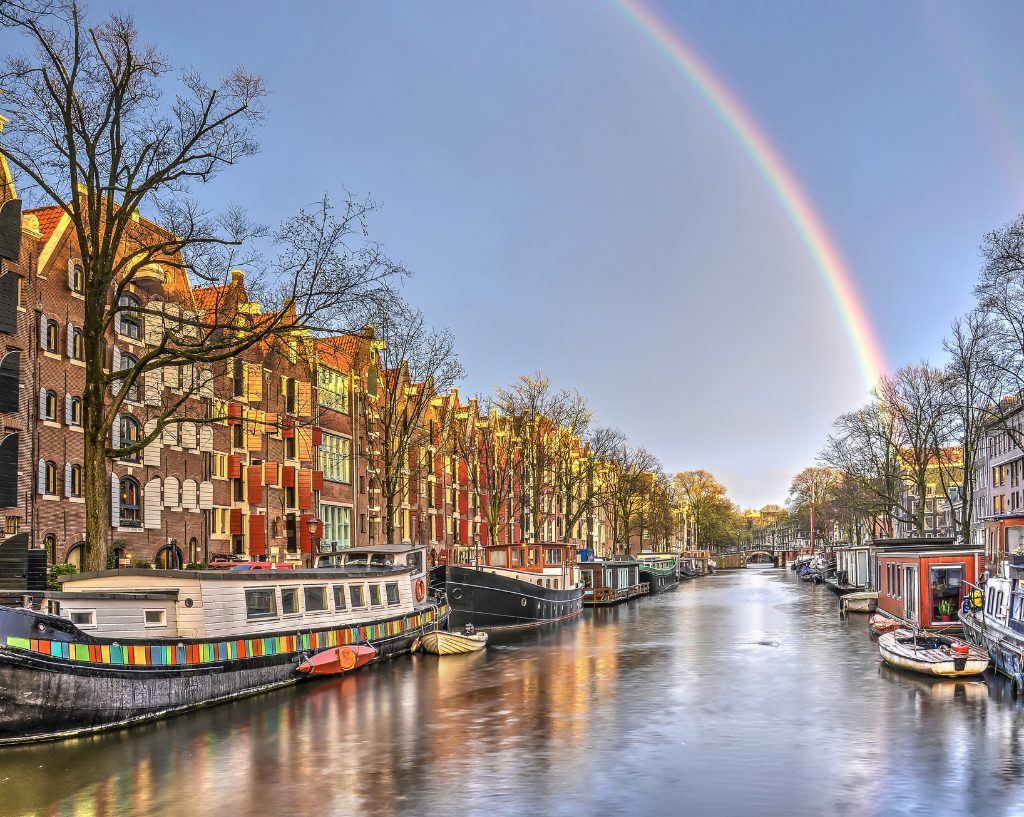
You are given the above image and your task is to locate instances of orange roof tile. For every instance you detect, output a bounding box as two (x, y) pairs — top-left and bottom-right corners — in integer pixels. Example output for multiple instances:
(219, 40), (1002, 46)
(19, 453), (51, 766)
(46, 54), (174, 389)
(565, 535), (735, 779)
(24, 205), (64, 243)
(315, 335), (361, 370)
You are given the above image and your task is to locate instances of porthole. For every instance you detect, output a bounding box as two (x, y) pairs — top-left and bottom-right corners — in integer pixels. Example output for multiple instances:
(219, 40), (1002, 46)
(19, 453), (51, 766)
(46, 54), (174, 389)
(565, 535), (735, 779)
(521, 598), (527, 607)
(184, 598), (194, 608)
(452, 588), (463, 601)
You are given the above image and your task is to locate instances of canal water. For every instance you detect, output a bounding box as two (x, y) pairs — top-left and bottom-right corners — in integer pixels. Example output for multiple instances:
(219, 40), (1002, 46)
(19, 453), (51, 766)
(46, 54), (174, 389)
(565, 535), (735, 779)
(3, 568), (1024, 817)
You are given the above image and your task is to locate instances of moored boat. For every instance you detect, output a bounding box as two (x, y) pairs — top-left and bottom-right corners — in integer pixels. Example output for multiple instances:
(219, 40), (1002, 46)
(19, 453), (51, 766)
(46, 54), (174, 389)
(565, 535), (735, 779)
(636, 552), (679, 594)
(419, 629), (488, 655)
(0, 544), (445, 745)
(434, 542), (584, 632)
(840, 591), (878, 615)
(870, 613), (901, 637)
(578, 558), (647, 606)
(877, 629), (989, 677)
(297, 643), (377, 675)
(960, 569), (1024, 688)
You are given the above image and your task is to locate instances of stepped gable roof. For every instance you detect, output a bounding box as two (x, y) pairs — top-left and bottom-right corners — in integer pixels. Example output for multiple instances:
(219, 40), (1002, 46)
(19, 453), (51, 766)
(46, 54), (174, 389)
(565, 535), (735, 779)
(24, 205), (63, 243)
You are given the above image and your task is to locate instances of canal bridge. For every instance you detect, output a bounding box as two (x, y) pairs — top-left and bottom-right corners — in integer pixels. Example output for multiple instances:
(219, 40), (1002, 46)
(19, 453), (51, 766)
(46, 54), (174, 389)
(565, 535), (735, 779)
(712, 544), (815, 570)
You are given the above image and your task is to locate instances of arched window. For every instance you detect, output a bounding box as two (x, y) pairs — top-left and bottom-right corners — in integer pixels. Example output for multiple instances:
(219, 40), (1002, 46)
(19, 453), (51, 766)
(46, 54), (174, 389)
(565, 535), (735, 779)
(0, 434), (17, 508)
(119, 415), (141, 462)
(71, 264), (84, 294)
(44, 460), (57, 494)
(110, 545), (125, 568)
(121, 353), (139, 401)
(65, 542), (84, 569)
(119, 476), (141, 527)
(119, 293), (141, 339)
(69, 397), (82, 426)
(156, 545), (182, 570)
(69, 464), (82, 497)
(45, 320), (59, 353)
(188, 537), (200, 565)
(43, 389), (57, 421)
(71, 328), (83, 360)
(0, 351), (20, 414)
(43, 533), (57, 564)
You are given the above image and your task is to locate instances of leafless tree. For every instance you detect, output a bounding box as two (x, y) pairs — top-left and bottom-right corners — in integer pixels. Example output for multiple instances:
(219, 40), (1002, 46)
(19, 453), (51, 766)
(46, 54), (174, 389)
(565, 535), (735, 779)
(0, 3), (403, 568)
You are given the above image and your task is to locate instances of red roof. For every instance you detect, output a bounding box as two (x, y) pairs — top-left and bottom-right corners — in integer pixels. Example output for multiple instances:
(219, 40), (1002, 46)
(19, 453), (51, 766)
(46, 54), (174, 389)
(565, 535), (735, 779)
(24, 205), (64, 243)
(315, 335), (361, 370)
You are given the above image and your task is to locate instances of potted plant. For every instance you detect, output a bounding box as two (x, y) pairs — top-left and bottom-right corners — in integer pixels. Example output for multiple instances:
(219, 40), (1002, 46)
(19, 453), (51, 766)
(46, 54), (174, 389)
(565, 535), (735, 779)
(938, 598), (954, 622)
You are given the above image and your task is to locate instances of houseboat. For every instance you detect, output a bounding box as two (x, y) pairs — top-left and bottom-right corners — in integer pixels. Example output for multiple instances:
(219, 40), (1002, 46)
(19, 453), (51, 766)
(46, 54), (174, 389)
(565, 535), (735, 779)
(432, 542), (584, 631)
(0, 544), (446, 744)
(875, 537), (982, 632)
(960, 555), (1024, 687)
(636, 552), (679, 594)
(833, 542), (876, 593)
(579, 559), (648, 606)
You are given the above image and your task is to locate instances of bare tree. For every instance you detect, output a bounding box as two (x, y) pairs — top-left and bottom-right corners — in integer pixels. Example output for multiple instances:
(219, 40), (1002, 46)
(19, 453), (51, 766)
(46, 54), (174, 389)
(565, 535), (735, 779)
(359, 298), (463, 544)
(0, 3), (402, 568)
(597, 444), (660, 552)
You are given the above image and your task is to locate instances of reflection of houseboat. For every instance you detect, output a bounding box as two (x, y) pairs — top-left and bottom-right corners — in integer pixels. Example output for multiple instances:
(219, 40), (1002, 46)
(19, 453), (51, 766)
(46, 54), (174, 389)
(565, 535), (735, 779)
(875, 537), (982, 632)
(432, 543), (584, 631)
(960, 556), (1024, 686)
(579, 559), (647, 606)
(0, 544), (445, 744)
(636, 552), (679, 594)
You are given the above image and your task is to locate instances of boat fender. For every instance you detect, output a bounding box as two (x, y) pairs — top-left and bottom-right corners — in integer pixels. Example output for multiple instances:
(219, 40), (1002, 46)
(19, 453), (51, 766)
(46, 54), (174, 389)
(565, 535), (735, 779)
(1012, 674), (1024, 698)
(415, 578), (426, 603)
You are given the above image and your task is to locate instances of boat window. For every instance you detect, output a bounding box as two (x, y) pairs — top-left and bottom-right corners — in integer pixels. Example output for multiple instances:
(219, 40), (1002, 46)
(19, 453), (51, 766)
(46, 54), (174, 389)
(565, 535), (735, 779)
(408, 551), (423, 574)
(245, 588), (278, 619)
(332, 585), (347, 610)
(369, 584), (382, 606)
(510, 549), (520, 567)
(304, 586), (328, 613)
(144, 610), (166, 626)
(546, 548), (562, 564)
(488, 549), (507, 567)
(349, 584), (366, 608)
(281, 587), (300, 615)
(385, 582), (400, 605)
(987, 590), (995, 614)
(69, 610), (95, 627)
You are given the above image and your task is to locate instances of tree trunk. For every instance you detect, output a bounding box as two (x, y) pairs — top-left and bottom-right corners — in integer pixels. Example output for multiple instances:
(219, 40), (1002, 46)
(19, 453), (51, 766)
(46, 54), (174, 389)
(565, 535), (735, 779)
(82, 322), (111, 573)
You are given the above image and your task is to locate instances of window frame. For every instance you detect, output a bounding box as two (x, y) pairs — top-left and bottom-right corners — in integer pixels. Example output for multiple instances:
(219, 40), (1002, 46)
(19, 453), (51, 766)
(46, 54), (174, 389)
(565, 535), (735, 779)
(244, 587), (278, 620)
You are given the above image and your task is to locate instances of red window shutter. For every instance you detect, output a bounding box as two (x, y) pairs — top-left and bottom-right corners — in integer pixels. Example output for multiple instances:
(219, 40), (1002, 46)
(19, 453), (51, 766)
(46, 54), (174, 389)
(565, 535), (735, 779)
(459, 490), (468, 515)
(266, 412), (278, 434)
(230, 508), (243, 535)
(312, 470), (324, 491)
(227, 455), (242, 479)
(282, 417), (294, 439)
(299, 513), (312, 554)
(264, 462), (279, 486)
(312, 426), (323, 446)
(459, 461), (467, 485)
(459, 518), (468, 543)
(227, 402), (242, 425)
(298, 469), (313, 510)
(249, 514), (266, 556)
(282, 465), (295, 488)
(246, 465), (263, 505)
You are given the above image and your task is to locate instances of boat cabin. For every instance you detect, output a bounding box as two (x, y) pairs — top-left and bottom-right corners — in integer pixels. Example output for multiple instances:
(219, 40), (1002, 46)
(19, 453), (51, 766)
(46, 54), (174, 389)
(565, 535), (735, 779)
(676, 549), (711, 576)
(42, 543), (431, 642)
(875, 538), (982, 630)
(476, 542), (579, 591)
(834, 542), (876, 590)
(578, 559), (646, 605)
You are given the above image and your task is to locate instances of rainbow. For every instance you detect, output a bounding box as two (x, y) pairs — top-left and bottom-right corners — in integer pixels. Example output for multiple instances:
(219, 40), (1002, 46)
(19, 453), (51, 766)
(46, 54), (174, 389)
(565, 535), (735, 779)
(608, 0), (886, 390)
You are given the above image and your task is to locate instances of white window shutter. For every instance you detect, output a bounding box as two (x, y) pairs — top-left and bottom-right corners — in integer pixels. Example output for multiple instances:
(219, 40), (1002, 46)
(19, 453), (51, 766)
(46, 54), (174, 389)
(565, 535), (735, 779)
(164, 476), (180, 509)
(66, 323), (73, 358)
(38, 387), (46, 419)
(182, 478), (198, 510)
(199, 425), (213, 452)
(111, 346), (122, 394)
(163, 423), (178, 447)
(143, 419), (161, 467)
(144, 368), (162, 405)
(64, 462), (72, 496)
(37, 458), (46, 494)
(199, 480), (214, 510)
(111, 415), (121, 450)
(64, 393), (72, 424)
(38, 312), (46, 350)
(181, 422), (197, 451)
(144, 478), (162, 530)
(67, 259), (75, 290)
(110, 472), (120, 528)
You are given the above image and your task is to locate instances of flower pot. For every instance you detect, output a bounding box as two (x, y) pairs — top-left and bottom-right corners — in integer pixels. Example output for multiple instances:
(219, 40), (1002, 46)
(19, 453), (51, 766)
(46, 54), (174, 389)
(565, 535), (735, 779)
(940, 615), (951, 622)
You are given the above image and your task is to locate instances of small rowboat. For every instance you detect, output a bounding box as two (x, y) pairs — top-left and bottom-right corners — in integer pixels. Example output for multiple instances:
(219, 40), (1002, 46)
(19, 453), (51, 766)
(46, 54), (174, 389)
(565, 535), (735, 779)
(878, 629), (989, 677)
(297, 643), (377, 676)
(420, 630), (488, 655)
(870, 613), (900, 638)
(841, 591), (878, 615)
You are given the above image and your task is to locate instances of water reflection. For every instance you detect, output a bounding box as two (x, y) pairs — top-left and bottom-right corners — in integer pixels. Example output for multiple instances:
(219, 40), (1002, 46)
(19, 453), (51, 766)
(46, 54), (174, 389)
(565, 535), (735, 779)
(5, 571), (1024, 816)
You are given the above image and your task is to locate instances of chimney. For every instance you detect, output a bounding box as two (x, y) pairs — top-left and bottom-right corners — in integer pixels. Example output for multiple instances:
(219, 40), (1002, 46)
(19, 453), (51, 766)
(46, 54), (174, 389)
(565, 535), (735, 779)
(231, 269), (245, 287)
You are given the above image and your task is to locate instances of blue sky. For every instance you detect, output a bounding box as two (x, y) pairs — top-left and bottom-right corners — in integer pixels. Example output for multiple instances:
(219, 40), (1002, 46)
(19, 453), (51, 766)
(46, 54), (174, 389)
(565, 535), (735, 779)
(7, 1), (1024, 507)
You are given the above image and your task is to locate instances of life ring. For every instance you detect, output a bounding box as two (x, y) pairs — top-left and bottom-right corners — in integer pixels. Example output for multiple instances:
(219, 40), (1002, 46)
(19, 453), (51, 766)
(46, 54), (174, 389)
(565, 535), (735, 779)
(415, 578), (426, 603)
(970, 589), (984, 610)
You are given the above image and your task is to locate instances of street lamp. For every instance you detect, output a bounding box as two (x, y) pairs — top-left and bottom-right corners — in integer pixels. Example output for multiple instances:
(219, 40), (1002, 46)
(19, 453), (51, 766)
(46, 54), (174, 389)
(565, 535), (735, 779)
(306, 516), (322, 566)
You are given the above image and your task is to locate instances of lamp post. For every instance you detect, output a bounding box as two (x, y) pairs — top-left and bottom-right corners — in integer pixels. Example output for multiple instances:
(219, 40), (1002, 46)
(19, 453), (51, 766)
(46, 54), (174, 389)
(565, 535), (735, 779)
(306, 516), (322, 567)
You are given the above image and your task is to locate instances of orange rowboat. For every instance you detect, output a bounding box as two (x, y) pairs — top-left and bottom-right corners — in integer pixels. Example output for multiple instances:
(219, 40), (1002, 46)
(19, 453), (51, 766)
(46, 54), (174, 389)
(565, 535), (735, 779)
(297, 644), (377, 676)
